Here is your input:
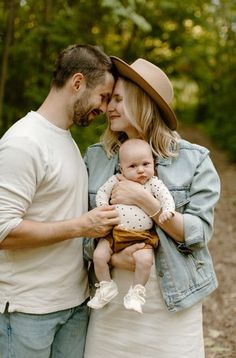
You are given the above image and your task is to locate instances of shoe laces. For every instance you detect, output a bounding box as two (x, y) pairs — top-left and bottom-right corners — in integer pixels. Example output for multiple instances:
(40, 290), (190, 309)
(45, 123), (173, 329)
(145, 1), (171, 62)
(128, 286), (145, 304)
(133, 285), (146, 297)
(94, 281), (115, 300)
(93, 282), (102, 297)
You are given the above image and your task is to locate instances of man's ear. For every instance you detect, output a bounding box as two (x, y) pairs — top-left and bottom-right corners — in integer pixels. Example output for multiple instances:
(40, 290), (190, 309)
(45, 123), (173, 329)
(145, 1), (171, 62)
(72, 73), (85, 92)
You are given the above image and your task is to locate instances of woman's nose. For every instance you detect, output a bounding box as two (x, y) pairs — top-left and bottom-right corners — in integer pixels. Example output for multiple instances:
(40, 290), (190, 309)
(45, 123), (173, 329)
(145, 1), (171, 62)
(107, 100), (115, 113)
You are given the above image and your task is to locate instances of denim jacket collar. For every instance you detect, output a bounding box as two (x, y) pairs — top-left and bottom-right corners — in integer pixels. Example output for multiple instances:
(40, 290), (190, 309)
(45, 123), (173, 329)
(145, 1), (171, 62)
(155, 156), (172, 166)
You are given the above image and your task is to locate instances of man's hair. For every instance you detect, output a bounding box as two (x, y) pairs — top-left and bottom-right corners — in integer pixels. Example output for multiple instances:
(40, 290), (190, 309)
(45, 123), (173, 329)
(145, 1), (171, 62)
(51, 44), (116, 88)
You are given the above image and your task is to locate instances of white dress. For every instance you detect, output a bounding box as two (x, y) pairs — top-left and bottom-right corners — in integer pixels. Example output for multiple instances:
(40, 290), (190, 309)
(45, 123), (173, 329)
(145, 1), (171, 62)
(84, 264), (205, 358)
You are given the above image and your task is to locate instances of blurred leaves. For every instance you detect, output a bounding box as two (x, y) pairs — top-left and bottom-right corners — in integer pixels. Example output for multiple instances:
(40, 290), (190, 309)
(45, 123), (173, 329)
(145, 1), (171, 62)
(0, 0), (235, 158)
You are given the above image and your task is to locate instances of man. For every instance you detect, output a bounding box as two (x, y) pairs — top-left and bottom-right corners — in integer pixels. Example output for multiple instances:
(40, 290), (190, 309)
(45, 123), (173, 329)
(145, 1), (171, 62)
(0, 44), (119, 357)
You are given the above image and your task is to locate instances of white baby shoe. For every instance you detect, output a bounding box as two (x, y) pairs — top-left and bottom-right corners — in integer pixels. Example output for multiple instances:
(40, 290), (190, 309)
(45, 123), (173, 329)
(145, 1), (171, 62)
(87, 280), (118, 309)
(123, 284), (146, 313)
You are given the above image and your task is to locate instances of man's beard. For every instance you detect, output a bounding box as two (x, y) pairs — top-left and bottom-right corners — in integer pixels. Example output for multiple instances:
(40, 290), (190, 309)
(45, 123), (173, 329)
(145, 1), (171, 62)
(72, 94), (101, 127)
(77, 113), (91, 127)
(73, 97), (92, 127)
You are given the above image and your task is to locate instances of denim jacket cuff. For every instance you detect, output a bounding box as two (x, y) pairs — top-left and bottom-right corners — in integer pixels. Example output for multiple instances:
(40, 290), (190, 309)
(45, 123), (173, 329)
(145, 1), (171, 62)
(183, 213), (205, 249)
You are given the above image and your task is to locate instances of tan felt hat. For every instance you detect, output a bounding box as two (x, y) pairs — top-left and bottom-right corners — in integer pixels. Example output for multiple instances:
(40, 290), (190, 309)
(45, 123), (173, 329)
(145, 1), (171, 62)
(110, 56), (177, 130)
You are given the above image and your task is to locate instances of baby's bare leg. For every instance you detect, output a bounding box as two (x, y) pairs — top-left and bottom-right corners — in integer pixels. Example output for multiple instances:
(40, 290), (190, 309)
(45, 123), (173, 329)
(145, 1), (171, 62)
(93, 238), (113, 282)
(132, 248), (154, 286)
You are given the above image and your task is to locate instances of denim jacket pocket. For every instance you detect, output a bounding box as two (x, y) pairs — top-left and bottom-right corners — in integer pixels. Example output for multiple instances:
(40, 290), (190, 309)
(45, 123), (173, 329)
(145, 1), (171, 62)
(169, 186), (190, 213)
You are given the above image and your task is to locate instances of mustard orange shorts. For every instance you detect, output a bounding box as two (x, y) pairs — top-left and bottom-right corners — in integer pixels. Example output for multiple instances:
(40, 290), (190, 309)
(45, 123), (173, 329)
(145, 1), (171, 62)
(103, 226), (159, 253)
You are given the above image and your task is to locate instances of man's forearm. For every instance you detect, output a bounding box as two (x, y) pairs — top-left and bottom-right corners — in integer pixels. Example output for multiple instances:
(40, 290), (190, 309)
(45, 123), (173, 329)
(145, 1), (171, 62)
(0, 219), (82, 250)
(0, 205), (120, 250)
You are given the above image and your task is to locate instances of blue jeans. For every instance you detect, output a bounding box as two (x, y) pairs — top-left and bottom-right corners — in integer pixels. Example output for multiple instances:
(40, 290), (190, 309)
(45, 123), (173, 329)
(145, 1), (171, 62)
(0, 300), (89, 358)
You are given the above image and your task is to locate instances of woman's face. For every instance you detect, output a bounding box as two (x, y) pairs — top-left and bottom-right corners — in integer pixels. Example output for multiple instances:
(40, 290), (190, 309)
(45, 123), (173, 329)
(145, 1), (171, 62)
(107, 79), (139, 138)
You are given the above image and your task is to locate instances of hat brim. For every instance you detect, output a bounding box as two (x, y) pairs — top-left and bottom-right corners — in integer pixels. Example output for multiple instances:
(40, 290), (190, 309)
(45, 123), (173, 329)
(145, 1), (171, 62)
(110, 56), (177, 130)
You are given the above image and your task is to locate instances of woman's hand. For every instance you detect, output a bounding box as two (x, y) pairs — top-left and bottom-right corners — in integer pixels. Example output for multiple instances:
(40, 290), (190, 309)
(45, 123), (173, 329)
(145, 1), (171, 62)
(111, 175), (162, 217)
(110, 243), (145, 271)
(110, 175), (184, 242)
(110, 175), (144, 206)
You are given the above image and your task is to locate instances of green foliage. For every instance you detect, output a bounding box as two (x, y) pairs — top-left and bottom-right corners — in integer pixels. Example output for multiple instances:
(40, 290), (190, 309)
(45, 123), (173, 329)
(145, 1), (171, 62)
(0, 0), (235, 160)
(202, 60), (236, 160)
(71, 114), (107, 155)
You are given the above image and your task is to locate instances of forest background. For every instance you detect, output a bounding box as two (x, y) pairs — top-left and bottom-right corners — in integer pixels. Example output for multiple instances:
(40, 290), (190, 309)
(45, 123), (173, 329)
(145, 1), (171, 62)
(1, 1), (236, 357)
(0, 0), (235, 159)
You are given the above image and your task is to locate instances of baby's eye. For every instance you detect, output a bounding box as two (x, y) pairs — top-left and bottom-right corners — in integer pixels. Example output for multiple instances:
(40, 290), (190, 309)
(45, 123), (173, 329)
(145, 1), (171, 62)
(129, 164), (136, 168)
(143, 162), (151, 166)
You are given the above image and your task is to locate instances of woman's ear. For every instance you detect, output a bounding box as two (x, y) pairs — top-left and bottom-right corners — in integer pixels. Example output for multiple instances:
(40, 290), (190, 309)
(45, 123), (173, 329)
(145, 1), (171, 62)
(118, 163), (122, 174)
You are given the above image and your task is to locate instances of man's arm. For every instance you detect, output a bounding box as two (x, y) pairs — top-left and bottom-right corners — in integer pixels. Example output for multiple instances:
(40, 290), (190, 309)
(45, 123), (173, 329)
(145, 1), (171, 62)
(0, 205), (119, 250)
(0, 138), (119, 250)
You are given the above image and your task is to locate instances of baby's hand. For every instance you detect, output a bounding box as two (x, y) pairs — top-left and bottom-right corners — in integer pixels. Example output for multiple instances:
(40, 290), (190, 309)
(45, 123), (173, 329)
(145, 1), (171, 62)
(159, 211), (174, 224)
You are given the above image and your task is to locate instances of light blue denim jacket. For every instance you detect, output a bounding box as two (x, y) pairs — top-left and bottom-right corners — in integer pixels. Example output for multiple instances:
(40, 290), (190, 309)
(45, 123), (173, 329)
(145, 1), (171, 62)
(83, 139), (221, 312)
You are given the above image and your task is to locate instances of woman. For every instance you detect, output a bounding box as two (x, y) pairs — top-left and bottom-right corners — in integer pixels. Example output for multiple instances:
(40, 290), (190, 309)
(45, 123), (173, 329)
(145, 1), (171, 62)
(83, 57), (220, 357)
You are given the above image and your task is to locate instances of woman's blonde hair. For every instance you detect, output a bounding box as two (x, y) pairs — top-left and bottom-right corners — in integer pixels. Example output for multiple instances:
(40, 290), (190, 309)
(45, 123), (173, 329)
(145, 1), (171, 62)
(101, 77), (180, 159)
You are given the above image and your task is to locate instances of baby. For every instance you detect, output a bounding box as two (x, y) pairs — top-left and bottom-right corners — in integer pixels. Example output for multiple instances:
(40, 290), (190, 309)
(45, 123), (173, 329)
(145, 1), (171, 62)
(88, 139), (175, 313)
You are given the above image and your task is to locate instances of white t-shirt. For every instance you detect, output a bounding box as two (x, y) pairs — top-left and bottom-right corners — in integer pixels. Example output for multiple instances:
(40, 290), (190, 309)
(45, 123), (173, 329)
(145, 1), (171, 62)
(0, 111), (89, 314)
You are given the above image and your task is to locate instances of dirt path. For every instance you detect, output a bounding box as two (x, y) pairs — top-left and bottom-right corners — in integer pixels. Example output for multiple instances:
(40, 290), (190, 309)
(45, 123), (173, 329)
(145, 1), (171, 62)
(179, 127), (236, 358)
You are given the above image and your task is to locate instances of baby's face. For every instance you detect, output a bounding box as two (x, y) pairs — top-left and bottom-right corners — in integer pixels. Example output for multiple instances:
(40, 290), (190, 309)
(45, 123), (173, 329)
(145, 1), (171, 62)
(120, 146), (155, 185)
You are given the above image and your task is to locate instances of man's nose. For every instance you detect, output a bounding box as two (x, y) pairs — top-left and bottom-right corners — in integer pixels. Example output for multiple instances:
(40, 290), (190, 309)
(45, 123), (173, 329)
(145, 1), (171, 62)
(99, 102), (108, 113)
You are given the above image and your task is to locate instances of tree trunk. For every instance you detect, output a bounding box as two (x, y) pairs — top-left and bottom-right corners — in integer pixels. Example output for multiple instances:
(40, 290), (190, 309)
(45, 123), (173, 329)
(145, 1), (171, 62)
(0, 0), (16, 132)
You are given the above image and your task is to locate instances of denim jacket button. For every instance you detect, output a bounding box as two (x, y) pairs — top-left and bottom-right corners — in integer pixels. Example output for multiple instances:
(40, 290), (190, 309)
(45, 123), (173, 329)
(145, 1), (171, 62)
(159, 271), (164, 277)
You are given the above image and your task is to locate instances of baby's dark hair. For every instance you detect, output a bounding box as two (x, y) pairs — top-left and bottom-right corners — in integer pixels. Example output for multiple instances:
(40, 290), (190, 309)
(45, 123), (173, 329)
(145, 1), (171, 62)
(51, 44), (116, 88)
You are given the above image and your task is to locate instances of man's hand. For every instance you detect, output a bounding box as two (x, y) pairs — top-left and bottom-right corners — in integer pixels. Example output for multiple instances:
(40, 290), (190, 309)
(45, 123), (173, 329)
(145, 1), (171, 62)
(78, 205), (120, 238)
(110, 243), (145, 271)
